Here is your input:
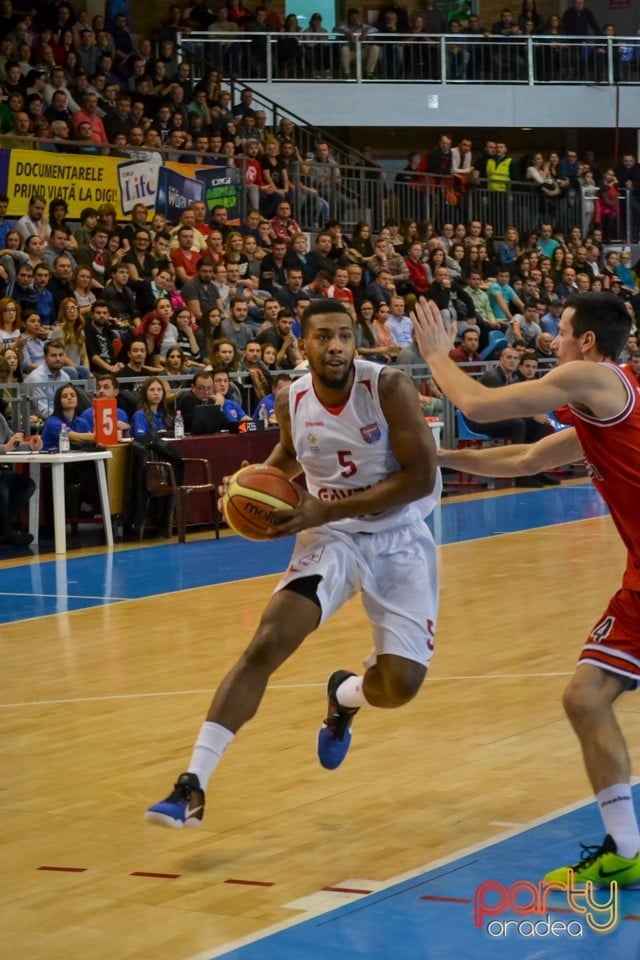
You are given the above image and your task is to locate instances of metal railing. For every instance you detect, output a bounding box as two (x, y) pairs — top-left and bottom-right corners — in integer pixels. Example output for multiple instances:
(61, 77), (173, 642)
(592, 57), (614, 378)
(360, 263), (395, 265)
(2, 133), (637, 243)
(178, 32), (640, 85)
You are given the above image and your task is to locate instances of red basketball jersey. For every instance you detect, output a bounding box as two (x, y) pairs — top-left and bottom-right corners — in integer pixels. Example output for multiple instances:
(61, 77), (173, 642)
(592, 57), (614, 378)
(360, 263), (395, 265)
(558, 362), (640, 591)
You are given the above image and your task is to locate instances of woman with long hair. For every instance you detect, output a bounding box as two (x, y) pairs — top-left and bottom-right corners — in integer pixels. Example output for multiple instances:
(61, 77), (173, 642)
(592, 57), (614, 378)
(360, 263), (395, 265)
(41, 383), (94, 450)
(50, 297), (91, 379)
(23, 235), (45, 269)
(0, 229), (25, 284)
(201, 305), (223, 352)
(71, 265), (97, 315)
(171, 305), (204, 361)
(449, 241), (467, 279)
(0, 345), (22, 419)
(224, 230), (250, 277)
(261, 342), (277, 370)
(241, 234), (263, 275)
(139, 307), (170, 366)
(398, 220), (420, 256)
(164, 346), (193, 388)
(354, 299), (381, 359)
(0, 297), (22, 349)
(425, 247), (447, 285)
(346, 221), (375, 268)
(131, 377), (171, 438)
(260, 138), (291, 219)
(550, 246), (567, 282)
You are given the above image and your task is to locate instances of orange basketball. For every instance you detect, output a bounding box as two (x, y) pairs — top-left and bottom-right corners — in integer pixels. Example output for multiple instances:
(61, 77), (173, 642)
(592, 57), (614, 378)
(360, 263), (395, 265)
(222, 464), (300, 541)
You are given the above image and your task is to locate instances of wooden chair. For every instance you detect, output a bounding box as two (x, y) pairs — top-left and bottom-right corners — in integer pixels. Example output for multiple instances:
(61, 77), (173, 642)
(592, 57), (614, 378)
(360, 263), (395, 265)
(141, 458), (219, 543)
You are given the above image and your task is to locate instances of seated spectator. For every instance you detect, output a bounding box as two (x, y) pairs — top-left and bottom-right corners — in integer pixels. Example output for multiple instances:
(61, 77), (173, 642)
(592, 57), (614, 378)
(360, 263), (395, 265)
(19, 311), (51, 376)
(138, 305), (173, 365)
(24, 338), (71, 419)
(84, 300), (124, 376)
(534, 331), (558, 367)
(8, 262), (39, 316)
(40, 383), (94, 450)
(256, 308), (302, 369)
(75, 225), (113, 287)
(163, 346), (199, 391)
(210, 368), (252, 423)
(387, 294), (413, 346)
(519, 300), (543, 346)
(239, 337), (271, 403)
(269, 200), (301, 245)
(102, 263), (140, 333)
(171, 225), (200, 286)
(252, 372), (292, 424)
(71, 263), (98, 316)
(131, 376), (171, 437)
(449, 325), (483, 375)
(366, 267), (396, 308)
(0, 297), (22, 349)
(78, 374), (130, 433)
(176, 369), (235, 433)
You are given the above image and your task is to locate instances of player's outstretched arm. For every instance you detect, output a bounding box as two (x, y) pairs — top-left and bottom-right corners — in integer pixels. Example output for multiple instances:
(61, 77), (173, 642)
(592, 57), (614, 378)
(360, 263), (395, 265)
(438, 426), (583, 477)
(411, 297), (623, 423)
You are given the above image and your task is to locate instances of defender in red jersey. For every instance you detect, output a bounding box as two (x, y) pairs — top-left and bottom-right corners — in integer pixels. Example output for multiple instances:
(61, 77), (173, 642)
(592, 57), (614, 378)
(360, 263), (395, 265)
(412, 292), (640, 888)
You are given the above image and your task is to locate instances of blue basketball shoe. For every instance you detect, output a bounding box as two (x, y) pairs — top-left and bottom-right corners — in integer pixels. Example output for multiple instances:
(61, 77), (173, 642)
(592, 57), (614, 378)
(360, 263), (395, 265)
(317, 670), (360, 770)
(144, 772), (205, 829)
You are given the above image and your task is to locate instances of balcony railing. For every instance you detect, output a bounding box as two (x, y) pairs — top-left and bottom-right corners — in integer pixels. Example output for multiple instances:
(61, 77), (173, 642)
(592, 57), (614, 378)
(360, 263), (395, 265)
(178, 32), (640, 85)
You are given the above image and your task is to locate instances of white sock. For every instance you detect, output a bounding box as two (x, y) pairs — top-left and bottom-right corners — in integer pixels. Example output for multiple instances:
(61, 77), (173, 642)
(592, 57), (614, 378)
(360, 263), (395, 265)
(597, 783), (640, 858)
(335, 674), (368, 708)
(188, 721), (235, 792)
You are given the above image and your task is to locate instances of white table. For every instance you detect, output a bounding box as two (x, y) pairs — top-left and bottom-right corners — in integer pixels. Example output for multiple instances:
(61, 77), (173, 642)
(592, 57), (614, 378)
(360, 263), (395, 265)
(0, 450), (113, 554)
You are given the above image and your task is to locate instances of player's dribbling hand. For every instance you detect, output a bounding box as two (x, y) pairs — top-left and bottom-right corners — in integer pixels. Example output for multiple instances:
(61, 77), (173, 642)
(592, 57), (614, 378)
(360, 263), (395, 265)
(265, 489), (327, 538)
(218, 460), (251, 514)
(410, 297), (456, 359)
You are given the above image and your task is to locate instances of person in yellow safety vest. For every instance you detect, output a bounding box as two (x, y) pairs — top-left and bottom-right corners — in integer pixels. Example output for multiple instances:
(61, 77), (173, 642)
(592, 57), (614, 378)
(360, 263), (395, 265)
(486, 142), (512, 192)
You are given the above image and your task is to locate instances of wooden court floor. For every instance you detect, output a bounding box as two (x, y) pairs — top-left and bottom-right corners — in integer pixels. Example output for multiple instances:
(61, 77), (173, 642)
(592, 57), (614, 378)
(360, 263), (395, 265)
(2, 504), (639, 960)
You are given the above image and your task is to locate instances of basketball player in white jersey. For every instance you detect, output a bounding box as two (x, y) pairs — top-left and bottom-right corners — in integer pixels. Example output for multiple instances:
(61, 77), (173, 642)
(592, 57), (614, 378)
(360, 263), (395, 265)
(146, 299), (441, 829)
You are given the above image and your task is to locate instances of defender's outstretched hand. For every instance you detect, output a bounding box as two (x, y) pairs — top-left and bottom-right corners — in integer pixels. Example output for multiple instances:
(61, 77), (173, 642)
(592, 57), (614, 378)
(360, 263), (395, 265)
(411, 297), (456, 360)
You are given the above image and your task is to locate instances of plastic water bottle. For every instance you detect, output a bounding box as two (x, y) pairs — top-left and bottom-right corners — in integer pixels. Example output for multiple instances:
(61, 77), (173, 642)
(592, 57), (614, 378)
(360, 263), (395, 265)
(59, 422), (70, 453)
(259, 404), (270, 430)
(174, 410), (185, 439)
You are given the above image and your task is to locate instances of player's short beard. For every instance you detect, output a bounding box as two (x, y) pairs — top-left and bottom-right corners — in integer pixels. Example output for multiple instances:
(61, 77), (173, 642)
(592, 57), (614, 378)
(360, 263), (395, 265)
(312, 357), (354, 391)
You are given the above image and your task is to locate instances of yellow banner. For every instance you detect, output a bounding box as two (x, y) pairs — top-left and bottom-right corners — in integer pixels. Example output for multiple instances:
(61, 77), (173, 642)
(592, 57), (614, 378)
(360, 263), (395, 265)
(2, 148), (239, 222)
(7, 150), (121, 217)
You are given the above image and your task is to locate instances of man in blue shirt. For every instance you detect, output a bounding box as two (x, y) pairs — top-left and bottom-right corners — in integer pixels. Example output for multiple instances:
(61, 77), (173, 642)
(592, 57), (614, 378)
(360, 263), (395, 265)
(79, 374), (130, 433)
(487, 269), (525, 340)
(212, 370), (251, 423)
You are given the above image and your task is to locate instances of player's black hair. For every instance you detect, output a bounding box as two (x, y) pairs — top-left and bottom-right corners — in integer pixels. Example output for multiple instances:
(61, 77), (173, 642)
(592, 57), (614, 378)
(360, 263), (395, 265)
(564, 293), (631, 360)
(300, 299), (353, 337)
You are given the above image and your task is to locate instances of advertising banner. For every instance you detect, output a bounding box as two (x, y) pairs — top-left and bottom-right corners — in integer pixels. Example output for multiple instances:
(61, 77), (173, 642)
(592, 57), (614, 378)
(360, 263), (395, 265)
(0, 149), (240, 223)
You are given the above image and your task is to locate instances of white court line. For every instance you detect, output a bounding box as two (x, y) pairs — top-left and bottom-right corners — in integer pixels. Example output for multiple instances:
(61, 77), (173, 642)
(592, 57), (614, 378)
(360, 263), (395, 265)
(0, 671), (574, 709)
(182, 793), (602, 960)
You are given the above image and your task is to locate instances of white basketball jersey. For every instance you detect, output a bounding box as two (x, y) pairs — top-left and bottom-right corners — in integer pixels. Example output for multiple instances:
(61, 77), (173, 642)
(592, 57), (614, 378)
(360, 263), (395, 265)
(289, 359), (441, 533)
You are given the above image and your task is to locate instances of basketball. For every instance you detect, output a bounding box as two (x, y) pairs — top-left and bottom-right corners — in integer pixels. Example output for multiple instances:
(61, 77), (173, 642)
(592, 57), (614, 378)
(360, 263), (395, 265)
(222, 464), (300, 541)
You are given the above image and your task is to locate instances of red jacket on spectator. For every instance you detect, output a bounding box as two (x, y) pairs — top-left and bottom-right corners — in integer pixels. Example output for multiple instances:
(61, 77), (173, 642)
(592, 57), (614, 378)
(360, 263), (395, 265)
(405, 256), (429, 294)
